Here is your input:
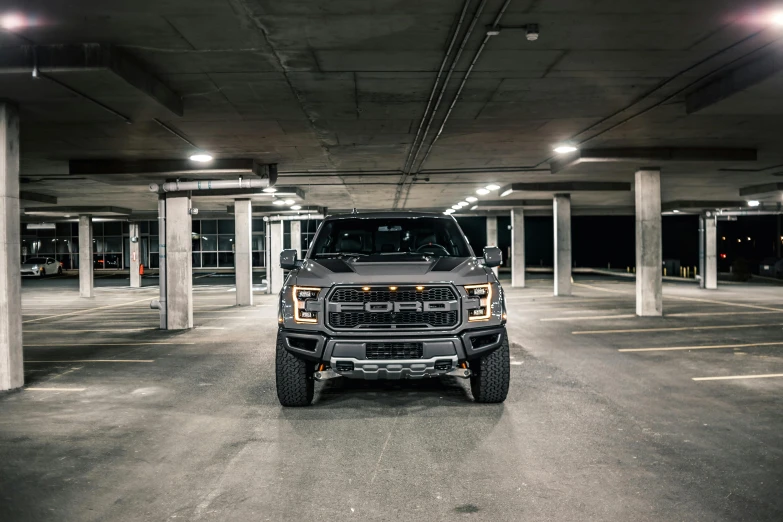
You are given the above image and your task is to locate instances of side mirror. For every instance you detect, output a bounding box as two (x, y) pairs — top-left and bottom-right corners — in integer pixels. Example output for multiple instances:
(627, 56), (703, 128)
(280, 249), (299, 270)
(483, 246), (502, 268)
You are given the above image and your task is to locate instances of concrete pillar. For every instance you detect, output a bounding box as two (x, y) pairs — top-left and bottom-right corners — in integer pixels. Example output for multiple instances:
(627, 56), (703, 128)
(129, 222), (141, 288)
(290, 220), (302, 258)
(486, 215), (498, 277)
(234, 199), (253, 306)
(553, 195), (572, 296)
(165, 195), (193, 329)
(511, 208), (525, 288)
(704, 214), (718, 290)
(0, 102), (23, 391)
(634, 168), (663, 316)
(78, 215), (94, 298)
(266, 221), (284, 294)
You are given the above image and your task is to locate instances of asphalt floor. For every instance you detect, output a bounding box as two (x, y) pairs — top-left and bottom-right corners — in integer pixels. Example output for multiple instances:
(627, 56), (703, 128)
(1, 274), (781, 521)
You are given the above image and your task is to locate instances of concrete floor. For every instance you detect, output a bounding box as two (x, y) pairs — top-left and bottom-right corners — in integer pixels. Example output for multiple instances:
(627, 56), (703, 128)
(1, 276), (782, 521)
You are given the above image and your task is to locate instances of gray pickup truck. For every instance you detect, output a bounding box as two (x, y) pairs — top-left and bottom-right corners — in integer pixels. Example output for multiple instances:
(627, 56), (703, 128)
(275, 211), (510, 406)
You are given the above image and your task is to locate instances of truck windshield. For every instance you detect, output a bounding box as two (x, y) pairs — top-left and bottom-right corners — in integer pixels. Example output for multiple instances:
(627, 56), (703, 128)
(311, 217), (471, 258)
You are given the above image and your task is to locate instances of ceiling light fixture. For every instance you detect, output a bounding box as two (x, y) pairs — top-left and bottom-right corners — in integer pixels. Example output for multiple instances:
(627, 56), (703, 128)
(772, 12), (783, 25)
(526, 23), (540, 41)
(272, 199), (286, 206)
(476, 188), (490, 195)
(457, 201), (469, 207)
(291, 205), (302, 210)
(470, 205), (478, 210)
(284, 199), (295, 205)
(262, 187), (277, 193)
(553, 144), (578, 154)
(748, 200), (760, 207)
(452, 204), (461, 210)
(1, 14), (25, 30)
(500, 188), (513, 197)
(672, 209), (680, 213)
(486, 184), (500, 190)
(465, 196), (478, 203)
(189, 153), (213, 162)
(444, 209), (455, 214)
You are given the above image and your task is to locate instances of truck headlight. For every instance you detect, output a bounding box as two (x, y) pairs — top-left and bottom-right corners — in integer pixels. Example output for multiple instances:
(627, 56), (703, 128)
(464, 283), (492, 321)
(293, 286), (320, 323)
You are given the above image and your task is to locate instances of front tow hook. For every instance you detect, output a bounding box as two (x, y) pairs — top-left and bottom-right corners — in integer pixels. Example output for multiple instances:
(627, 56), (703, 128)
(445, 368), (471, 379)
(314, 369), (342, 381)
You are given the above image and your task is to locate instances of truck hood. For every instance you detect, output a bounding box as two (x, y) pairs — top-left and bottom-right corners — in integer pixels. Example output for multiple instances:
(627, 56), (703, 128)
(294, 256), (490, 286)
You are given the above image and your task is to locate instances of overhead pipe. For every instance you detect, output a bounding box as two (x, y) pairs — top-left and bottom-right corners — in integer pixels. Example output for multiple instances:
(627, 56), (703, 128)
(149, 177), (271, 193)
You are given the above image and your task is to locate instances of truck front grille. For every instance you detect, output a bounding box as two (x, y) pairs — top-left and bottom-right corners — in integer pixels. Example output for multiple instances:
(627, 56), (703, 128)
(366, 342), (423, 359)
(327, 285), (459, 329)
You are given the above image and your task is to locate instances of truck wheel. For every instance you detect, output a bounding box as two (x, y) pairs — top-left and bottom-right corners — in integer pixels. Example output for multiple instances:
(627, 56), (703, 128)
(469, 336), (510, 403)
(275, 332), (314, 407)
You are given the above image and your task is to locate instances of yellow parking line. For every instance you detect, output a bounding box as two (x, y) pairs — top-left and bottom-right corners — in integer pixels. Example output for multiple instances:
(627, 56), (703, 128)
(619, 342), (783, 353)
(26, 360), (155, 363)
(573, 323), (782, 335)
(26, 387), (86, 392)
(542, 314), (636, 322)
(693, 373), (783, 381)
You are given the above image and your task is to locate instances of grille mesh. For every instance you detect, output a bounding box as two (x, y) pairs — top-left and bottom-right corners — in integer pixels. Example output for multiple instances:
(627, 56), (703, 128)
(366, 342), (423, 359)
(330, 287), (456, 303)
(328, 311), (458, 328)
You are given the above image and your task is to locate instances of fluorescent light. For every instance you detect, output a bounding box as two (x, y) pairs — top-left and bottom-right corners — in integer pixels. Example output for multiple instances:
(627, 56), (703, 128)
(672, 209), (680, 213)
(465, 196), (478, 203)
(189, 153), (213, 162)
(500, 188), (513, 197)
(452, 204), (461, 210)
(748, 200), (760, 207)
(444, 209), (455, 214)
(553, 144), (577, 154)
(1, 14), (25, 30)
(486, 184), (500, 191)
(772, 12), (783, 25)
(284, 199), (295, 205)
(291, 205), (302, 210)
(476, 188), (490, 195)
(457, 201), (469, 207)
(470, 205), (478, 210)
(262, 187), (277, 193)
(272, 199), (286, 206)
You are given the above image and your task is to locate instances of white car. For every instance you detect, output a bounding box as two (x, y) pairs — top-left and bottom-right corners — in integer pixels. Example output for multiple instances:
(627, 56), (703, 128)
(21, 257), (61, 277)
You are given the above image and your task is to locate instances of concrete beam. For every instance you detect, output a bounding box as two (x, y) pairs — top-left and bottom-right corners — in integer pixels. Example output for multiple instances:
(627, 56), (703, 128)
(473, 199), (552, 208)
(739, 182), (783, 197)
(226, 205), (325, 214)
(70, 158), (274, 178)
(686, 50), (783, 114)
(499, 182), (631, 194)
(549, 148), (757, 173)
(0, 44), (183, 116)
(19, 191), (57, 205)
(635, 169), (662, 317)
(0, 103), (23, 391)
(662, 200), (748, 212)
(25, 206), (131, 217)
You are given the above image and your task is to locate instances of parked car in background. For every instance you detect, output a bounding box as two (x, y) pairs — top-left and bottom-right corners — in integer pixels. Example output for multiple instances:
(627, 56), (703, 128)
(759, 257), (783, 279)
(21, 257), (62, 277)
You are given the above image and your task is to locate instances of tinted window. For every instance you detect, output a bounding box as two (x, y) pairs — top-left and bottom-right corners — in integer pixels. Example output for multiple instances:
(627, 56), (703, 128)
(311, 217), (471, 257)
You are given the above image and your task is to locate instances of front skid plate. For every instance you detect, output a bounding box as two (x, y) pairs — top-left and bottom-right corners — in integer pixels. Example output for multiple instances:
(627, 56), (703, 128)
(330, 355), (459, 380)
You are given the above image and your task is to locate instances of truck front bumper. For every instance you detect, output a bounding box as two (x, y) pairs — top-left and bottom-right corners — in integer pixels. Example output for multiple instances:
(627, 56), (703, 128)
(278, 325), (506, 380)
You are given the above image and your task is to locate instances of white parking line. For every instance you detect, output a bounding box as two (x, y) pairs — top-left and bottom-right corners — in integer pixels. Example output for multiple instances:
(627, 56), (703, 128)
(573, 323), (783, 335)
(619, 342), (783, 353)
(23, 328), (157, 333)
(26, 387), (86, 392)
(23, 342), (195, 346)
(26, 360), (155, 363)
(693, 374), (783, 381)
(22, 297), (153, 324)
(541, 314), (636, 322)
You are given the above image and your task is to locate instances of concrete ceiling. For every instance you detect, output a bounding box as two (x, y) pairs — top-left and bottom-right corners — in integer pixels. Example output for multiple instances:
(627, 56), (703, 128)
(3, 0), (783, 214)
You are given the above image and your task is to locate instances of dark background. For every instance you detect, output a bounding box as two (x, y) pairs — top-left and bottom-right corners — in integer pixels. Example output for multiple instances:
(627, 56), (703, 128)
(457, 215), (783, 273)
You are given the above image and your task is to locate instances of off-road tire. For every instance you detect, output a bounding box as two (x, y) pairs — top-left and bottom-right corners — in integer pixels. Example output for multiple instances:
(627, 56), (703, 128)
(469, 336), (510, 403)
(275, 332), (314, 407)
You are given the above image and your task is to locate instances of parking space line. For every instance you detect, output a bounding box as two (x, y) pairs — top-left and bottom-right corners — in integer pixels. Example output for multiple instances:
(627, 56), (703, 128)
(693, 374), (783, 381)
(25, 360), (155, 363)
(22, 297), (153, 324)
(619, 342), (783, 353)
(542, 314), (636, 322)
(573, 323), (782, 335)
(667, 310), (783, 317)
(23, 328), (157, 333)
(26, 387), (86, 392)
(667, 295), (783, 313)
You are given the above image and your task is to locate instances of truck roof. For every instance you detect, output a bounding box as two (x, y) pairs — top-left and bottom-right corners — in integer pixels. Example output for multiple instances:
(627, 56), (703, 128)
(324, 211), (451, 220)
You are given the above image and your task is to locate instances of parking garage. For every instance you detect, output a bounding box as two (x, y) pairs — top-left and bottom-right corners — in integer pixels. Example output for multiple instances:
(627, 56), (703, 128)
(2, 1), (783, 520)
